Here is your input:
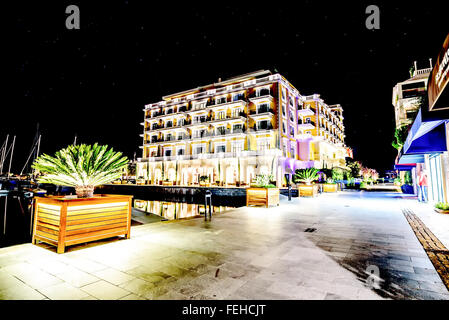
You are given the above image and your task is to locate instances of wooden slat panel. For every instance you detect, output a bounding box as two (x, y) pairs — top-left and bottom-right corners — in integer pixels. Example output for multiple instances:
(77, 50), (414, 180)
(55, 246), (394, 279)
(37, 225), (60, 236)
(37, 216), (60, 225)
(38, 208), (61, 216)
(67, 210), (128, 221)
(36, 220), (60, 231)
(66, 218), (128, 230)
(67, 214), (128, 226)
(65, 222), (127, 237)
(37, 212), (60, 222)
(67, 205), (128, 216)
(34, 234), (59, 245)
(36, 229), (59, 241)
(65, 226), (127, 242)
(64, 229), (127, 246)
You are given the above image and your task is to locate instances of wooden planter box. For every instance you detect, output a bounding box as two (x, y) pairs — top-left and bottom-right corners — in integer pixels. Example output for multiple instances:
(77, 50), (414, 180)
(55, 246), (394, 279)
(323, 183), (338, 193)
(434, 208), (449, 214)
(162, 181), (173, 186)
(32, 194), (133, 253)
(298, 184), (319, 197)
(246, 188), (280, 207)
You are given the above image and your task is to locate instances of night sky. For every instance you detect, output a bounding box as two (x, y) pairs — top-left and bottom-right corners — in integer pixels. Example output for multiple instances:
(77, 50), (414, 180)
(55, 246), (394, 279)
(3, 1), (448, 174)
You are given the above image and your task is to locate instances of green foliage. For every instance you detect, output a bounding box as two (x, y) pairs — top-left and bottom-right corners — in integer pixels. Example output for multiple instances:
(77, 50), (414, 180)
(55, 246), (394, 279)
(404, 171), (413, 185)
(251, 174), (275, 188)
(332, 168), (344, 181)
(347, 160), (362, 178)
(32, 143), (128, 187)
(199, 175), (209, 182)
(293, 168), (319, 184)
(392, 125), (410, 151)
(435, 202), (449, 210)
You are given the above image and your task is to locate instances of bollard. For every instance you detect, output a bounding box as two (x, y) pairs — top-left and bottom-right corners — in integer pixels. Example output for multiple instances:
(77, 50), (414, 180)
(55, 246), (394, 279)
(205, 190), (212, 221)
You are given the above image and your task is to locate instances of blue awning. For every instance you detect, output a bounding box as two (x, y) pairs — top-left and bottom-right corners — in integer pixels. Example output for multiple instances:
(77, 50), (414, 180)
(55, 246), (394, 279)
(403, 109), (446, 154)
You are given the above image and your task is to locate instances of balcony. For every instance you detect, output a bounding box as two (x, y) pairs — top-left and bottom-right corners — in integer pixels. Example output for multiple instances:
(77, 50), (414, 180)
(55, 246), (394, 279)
(249, 124), (274, 133)
(141, 149), (282, 162)
(249, 107), (274, 119)
(298, 120), (315, 130)
(248, 93), (274, 103)
(298, 107), (315, 116)
(207, 99), (247, 110)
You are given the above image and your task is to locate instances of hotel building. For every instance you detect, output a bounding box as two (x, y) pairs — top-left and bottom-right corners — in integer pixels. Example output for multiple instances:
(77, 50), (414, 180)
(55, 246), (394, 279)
(136, 70), (351, 187)
(392, 60), (433, 129)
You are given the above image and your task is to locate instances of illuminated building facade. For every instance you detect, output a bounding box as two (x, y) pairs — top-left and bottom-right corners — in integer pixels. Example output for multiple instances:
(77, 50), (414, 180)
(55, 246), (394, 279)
(392, 60), (433, 129)
(136, 70), (351, 187)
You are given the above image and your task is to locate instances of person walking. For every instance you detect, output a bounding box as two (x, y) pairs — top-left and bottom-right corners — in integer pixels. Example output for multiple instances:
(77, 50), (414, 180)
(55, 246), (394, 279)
(418, 170), (428, 202)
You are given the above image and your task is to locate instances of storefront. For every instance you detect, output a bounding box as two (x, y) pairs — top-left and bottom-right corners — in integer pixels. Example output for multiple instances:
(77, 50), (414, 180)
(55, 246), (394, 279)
(397, 33), (449, 204)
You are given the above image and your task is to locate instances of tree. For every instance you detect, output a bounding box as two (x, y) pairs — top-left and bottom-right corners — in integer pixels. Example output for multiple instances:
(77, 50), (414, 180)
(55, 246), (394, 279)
(392, 125), (410, 151)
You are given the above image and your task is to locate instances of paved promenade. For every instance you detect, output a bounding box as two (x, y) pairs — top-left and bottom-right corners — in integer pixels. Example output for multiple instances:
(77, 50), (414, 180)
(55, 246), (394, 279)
(0, 191), (448, 300)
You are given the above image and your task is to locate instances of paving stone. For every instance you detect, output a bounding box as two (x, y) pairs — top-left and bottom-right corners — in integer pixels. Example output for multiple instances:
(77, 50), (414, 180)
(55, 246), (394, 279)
(81, 280), (130, 300)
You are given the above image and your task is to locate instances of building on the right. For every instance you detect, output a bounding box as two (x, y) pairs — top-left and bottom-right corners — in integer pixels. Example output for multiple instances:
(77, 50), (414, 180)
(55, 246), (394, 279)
(392, 60), (433, 129)
(395, 33), (449, 204)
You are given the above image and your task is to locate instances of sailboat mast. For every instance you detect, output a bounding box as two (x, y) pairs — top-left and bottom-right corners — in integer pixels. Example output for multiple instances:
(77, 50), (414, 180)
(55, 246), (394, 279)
(7, 136), (16, 178)
(0, 134), (9, 174)
(36, 135), (41, 158)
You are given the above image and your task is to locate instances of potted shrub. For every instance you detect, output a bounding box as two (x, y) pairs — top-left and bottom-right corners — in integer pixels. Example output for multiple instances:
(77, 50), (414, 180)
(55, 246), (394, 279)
(247, 174), (279, 207)
(31, 143), (133, 253)
(199, 175), (210, 187)
(162, 178), (172, 186)
(294, 168), (320, 197)
(434, 202), (449, 214)
(323, 178), (338, 192)
(32, 143), (128, 198)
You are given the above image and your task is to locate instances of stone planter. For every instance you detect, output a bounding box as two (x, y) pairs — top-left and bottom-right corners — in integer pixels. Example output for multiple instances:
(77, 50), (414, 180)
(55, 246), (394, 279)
(32, 194), (133, 253)
(298, 184), (319, 197)
(247, 188), (280, 207)
(323, 183), (338, 193)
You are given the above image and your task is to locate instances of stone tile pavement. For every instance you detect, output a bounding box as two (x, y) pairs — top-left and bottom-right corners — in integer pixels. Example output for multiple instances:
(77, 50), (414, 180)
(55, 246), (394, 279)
(0, 191), (448, 300)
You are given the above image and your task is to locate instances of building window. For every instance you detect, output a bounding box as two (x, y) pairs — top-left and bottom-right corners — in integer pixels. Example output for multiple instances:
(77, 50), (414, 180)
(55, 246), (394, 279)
(282, 103), (286, 116)
(151, 135), (157, 143)
(215, 144), (226, 153)
(194, 145), (205, 154)
(194, 101), (207, 110)
(216, 111), (226, 120)
(258, 120), (270, 130)
(166, 120), (173, 128)
(290, 146), (295, 158)
(166, 133), (173, 141)
(166, 108), (173, 115)
(177, 148), (185, 156)
(216, 126), (226, 135)
(257, 139), (270, 151)
(216, 96), (227, 104)
(289, 111), (294, 122)
(290, 126), (294, 136)
(164, 149), (172, 157)
(233, 124), (243, 133)
(233, 92), (245, 101)
(232, 142), (244, 153)
(258, 103), (270, 113)
(257, 87), (270, 97)
(282, 122), (286, 134)
(152, 123), (158, 130)
(281, 88), (286, 100)
(232, 108), (243, 117)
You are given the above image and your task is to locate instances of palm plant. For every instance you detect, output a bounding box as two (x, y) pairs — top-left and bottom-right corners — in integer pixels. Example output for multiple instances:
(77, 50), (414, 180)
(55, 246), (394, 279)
(293, 168), (319, 185)
(32, 143), (128, 198)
